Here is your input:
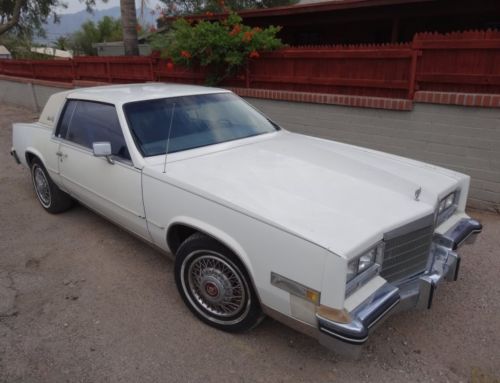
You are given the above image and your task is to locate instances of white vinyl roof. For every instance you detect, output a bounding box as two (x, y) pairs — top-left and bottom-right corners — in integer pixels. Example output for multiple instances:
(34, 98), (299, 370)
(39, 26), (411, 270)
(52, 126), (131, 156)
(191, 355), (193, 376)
(66, 83), (230, 105)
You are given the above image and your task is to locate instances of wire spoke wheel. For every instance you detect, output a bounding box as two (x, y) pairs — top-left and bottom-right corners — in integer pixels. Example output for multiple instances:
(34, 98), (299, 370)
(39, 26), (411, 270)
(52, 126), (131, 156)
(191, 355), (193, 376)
(175, 234), (262, 332)
(188, 254), (246, 317)
(33, 165), (51, 208)
(180, 250), (252, 325)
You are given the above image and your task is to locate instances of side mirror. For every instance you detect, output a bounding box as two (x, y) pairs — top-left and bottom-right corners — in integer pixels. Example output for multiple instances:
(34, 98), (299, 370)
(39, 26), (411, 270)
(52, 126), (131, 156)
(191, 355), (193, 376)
(92, 142), (114, 164)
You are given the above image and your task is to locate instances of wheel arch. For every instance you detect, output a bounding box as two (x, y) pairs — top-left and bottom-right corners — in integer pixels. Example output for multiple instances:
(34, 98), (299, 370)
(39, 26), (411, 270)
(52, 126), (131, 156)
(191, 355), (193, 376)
(167, 217), (253, 272)
(25, 148), (45, 168)
(166, 217), (260, 303)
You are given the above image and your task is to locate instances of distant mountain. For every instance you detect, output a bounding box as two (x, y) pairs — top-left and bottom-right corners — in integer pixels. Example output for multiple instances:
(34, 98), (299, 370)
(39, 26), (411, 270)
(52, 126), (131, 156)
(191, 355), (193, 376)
(38, 6), (157, 44)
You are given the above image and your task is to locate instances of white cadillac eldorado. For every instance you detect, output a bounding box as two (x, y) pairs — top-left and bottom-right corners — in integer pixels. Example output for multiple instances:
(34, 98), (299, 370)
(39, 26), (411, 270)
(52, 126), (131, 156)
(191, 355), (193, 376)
(11, 83), (482, 356)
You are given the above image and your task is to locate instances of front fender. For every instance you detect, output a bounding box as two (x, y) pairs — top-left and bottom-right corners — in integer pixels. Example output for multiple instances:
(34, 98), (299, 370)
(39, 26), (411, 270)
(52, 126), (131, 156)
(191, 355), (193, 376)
(166, 215), (255, 277)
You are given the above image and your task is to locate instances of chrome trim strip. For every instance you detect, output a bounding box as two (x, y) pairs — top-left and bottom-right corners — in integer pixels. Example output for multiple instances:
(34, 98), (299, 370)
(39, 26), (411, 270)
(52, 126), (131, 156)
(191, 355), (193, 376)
(317, 283), (400, 344)
(319, 327), (368, 344)
(366, 296), (400, 330)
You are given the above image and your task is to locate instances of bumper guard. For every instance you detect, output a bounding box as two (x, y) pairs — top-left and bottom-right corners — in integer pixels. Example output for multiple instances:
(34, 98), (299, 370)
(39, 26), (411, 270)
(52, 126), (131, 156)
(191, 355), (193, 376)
(317, 218), (482, 356)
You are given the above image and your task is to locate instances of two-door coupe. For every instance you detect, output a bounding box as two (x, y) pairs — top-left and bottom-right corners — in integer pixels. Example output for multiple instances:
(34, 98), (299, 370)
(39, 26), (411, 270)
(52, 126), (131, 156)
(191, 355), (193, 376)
(11, 83), (482, 355)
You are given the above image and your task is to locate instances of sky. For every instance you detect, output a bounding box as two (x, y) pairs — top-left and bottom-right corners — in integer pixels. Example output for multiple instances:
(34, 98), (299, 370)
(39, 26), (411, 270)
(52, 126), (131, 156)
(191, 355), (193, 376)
(59, 0), (161, 14)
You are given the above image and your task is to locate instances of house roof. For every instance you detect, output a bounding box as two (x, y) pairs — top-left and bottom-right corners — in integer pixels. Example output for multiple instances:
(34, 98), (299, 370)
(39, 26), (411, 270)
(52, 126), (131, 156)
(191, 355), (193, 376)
(0, 45), (11, 55)
(163, 0), (434, 22)
(30, 47), (73, 58)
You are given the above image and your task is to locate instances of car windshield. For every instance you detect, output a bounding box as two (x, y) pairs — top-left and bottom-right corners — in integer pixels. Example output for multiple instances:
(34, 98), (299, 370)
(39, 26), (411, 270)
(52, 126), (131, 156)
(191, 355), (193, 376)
(123, 92), (279, 157)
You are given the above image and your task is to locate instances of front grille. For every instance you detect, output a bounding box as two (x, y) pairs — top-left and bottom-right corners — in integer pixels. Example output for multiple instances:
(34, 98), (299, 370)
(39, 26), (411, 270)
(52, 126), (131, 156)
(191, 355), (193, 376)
(380, 215), (434, 283)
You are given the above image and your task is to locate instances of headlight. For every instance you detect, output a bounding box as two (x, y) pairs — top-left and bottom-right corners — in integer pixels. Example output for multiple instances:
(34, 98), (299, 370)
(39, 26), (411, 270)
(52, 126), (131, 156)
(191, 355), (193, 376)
(346, 243), (383, 283)
(436, 190), (459, 225)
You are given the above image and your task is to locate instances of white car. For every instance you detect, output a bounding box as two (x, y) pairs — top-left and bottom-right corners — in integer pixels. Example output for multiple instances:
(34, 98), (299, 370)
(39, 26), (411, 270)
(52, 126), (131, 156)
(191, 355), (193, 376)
(11, 83), (482, 356)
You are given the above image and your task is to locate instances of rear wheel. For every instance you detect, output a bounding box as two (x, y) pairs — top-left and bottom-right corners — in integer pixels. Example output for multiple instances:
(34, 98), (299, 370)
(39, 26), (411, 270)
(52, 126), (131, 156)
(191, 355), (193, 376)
(30, 158), (74, 214)
(174, 233), (262, 332)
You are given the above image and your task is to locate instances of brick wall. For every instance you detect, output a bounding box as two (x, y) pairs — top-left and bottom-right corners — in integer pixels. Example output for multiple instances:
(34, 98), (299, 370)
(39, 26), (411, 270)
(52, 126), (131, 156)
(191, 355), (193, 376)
(245, 97), (500, 212)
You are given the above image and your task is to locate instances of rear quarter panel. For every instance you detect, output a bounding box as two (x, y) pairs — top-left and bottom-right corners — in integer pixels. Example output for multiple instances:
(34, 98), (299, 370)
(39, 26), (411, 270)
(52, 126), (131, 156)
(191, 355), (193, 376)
(12, 122), (61, 186)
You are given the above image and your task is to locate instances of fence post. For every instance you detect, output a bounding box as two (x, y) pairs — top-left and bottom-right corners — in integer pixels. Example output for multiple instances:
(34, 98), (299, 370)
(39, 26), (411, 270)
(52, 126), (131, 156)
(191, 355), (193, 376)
(148, 58), (155, 81)
(71, 59), (77, 81)
(106, 60), (112, 83)
(31, 62), (36, 79)
(408, 43), (420, 100)
(245, 62), (250, 88)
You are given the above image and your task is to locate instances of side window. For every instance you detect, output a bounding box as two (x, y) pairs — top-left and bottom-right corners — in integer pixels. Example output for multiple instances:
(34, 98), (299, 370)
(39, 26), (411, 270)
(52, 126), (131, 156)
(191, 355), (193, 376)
(66, 101), (130, 160)
(55, 100), (77, 139)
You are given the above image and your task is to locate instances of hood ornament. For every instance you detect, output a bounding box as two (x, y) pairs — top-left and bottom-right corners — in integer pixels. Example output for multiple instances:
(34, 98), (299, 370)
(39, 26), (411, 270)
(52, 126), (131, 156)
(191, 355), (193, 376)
(414, 187), (422, 201)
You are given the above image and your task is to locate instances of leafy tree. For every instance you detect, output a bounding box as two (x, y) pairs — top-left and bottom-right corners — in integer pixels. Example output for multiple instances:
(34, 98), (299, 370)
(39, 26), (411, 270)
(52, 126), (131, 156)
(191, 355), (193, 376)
(150, 12), (283, 85)
(54, 35), (69, 50)
(1, 0), (146, 56)
(0, 30), (33, 57)
(69, 16), (122, 55)
(0, 0), (103, 37)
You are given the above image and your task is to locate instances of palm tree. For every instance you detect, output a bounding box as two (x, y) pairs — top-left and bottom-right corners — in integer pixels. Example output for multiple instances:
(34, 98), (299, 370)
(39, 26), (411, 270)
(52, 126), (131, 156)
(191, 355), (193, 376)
(120, 0), (139, 56)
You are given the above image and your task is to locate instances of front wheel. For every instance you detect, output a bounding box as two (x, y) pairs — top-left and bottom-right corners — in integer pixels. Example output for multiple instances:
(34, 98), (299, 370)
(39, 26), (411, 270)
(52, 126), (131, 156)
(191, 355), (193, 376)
(174, 233), (262, 332)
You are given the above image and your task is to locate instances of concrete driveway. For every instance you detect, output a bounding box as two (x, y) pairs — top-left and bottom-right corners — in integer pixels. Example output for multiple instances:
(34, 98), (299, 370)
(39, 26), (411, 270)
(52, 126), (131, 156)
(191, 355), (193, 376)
(1, 104), (499, 383)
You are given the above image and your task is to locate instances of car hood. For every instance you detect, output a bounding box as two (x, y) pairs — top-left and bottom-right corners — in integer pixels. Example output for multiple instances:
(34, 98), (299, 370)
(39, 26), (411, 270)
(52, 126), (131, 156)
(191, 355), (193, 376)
(149, 131), (465, 258)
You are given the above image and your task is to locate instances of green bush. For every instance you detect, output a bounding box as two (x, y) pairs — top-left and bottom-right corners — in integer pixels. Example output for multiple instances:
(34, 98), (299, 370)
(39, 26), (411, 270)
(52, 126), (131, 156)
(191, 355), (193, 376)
(150, 13), (283, 85)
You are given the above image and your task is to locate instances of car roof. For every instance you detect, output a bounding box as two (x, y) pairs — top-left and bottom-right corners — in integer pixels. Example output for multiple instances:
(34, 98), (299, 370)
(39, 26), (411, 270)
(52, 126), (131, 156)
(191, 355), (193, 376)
(65, 83), (231, 105)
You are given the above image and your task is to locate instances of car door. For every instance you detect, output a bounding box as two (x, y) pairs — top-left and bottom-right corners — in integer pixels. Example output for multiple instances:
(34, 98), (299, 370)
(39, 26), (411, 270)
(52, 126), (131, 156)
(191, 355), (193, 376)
(55, 99), (150, 240)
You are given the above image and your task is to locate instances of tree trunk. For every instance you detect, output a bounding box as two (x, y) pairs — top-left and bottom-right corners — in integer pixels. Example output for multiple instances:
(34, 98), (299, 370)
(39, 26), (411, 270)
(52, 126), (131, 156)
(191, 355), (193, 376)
(120, 0), (139, 56)
(0, 0), (25, 36)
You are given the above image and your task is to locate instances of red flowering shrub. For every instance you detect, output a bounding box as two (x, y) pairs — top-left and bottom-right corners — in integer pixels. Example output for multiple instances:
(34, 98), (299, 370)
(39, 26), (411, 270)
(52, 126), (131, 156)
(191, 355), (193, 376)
(150, 12), (283, 85)
(229, 24), (241, 36)
(242, 31), (253, 42)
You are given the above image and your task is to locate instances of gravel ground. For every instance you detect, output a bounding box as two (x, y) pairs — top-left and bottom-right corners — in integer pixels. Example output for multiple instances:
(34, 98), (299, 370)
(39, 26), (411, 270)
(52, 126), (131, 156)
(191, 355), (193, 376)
(1, 103), (499, 383)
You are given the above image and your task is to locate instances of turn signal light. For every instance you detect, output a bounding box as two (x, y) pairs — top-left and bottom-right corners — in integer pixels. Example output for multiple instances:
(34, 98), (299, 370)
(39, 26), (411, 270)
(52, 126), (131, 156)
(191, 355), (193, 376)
(316, 305), (352, 324)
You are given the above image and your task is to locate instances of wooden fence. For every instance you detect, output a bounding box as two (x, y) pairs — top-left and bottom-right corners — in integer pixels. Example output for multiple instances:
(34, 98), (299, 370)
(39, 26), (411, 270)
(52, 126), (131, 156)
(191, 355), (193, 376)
(414, 30), (500, 95)
(0, 29), (499, 100)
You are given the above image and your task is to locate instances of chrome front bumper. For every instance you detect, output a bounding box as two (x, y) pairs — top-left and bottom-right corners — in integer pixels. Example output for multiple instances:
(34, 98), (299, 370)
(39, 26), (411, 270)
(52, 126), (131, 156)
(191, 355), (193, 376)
(317, 218), (482, 356)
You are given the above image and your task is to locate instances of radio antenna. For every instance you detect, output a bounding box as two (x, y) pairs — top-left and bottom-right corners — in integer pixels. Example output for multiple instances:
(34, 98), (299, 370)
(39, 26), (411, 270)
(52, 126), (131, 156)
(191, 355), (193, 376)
(163, 102), (176, 173)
